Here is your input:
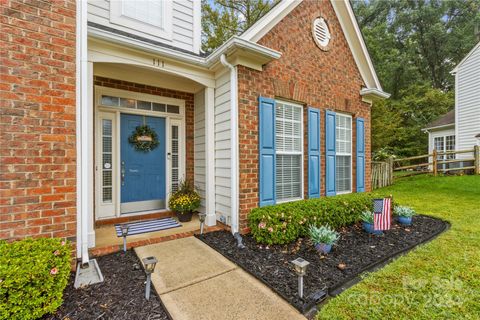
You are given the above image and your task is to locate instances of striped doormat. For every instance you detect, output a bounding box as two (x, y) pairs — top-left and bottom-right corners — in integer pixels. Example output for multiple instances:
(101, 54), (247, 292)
(115, 218), (181, 237)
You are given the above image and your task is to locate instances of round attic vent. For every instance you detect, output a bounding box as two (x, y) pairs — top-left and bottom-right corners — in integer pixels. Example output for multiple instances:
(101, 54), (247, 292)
(312, 17), (331, 49)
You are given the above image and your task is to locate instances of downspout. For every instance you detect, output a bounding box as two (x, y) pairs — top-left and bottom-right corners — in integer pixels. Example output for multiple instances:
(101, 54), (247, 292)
(219, 54), (244, 249)
(76, 0), (90, 266)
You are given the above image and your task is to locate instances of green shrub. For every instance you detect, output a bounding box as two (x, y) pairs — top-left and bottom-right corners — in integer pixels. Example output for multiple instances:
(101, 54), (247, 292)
(0, 238), (71, 320)
(248, 193), (394, 245)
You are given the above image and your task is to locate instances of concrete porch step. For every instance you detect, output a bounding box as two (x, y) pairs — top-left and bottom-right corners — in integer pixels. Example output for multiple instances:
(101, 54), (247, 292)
(90, 216), (224, 256)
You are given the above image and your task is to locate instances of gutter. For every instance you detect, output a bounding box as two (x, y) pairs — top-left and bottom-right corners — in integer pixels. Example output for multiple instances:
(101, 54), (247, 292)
(88, 26), (282, 69)
(219, 54), (240, 239)
(76, 0), (90, 266)
(360, 88), (391, 100)
(421, 123), (455, 132)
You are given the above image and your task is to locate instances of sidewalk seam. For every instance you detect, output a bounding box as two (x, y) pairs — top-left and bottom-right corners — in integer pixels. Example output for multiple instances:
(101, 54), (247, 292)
(158, 266), (238, 295)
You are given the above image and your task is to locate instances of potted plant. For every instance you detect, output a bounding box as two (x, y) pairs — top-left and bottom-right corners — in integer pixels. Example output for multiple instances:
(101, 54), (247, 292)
(168, 180), (201, 222)
(394, 206), (416, 225)
(360, 210), (382, 235)
(308, 225), (339, 254)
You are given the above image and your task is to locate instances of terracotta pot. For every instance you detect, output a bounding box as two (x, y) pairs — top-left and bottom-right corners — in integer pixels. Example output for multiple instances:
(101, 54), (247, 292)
(176, 211), (193, 222)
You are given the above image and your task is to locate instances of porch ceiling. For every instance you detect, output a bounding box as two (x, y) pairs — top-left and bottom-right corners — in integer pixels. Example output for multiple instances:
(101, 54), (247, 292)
(93, 62), (205, 93)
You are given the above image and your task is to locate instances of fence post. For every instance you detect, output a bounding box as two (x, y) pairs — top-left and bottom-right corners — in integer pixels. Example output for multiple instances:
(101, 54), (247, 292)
(388, 157), (393, 184)
(474, 145), (480, 175)
(432, 149), (438, 176)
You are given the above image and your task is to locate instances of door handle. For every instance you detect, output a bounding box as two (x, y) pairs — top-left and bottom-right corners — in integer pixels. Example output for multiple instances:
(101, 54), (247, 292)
(121, 161), (125, 186)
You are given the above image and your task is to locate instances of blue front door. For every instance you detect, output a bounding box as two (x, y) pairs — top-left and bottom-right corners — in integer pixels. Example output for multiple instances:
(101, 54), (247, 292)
(120, 114), (166, 214)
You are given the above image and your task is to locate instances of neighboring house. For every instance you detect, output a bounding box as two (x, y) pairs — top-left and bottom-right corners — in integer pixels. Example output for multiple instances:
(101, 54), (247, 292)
(1, 0), (389, 265)
(424, 42), (480, 160)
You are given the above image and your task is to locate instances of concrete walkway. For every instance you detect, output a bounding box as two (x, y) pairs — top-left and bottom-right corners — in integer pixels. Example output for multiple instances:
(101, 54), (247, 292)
(135, 237), (305, 320)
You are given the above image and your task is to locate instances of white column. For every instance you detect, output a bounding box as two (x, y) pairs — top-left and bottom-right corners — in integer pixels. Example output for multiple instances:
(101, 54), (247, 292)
(204, 87), (216, 226)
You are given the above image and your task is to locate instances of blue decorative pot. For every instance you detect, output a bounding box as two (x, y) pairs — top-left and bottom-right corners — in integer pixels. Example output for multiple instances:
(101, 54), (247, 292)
(315, 243), (332, 254)
(397, 216), (412, 225)
(363, 222), (383, 235)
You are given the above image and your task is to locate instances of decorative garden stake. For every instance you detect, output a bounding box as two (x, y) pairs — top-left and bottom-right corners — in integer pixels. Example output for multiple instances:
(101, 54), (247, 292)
(142, 256), (158, 300)
(120, 224), (129, 252)
(291, 258), (310, 299)
(198, 213), (206, 235)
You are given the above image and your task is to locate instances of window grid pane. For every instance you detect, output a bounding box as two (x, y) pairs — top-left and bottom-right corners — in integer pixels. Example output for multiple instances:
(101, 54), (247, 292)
(446, 135), (455, 160)
(171, 125), (179, 193)
(335, 114), (352, 192)
(102, 119), (113, 203)
(275, 101), (302, 202)
(101, 95), (180, 115)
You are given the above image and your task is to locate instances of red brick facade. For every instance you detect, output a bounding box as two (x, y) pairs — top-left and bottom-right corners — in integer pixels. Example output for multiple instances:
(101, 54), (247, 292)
(237, 0), (372, 228)
(93, 76), (195, 186)
(0, 1), (77, 241)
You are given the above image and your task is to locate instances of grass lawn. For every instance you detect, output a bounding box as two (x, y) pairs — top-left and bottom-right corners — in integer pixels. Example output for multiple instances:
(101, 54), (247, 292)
(318, 175), (480, 320)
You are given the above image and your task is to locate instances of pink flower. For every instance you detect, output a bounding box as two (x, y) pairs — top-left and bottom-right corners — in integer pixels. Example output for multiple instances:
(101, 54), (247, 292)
(268, 227), (273, 233)
(50, 268), (58, 275)
(258, 222), (266, 229)
(53, 250), (60, 256)
(61, 241), (66, 246)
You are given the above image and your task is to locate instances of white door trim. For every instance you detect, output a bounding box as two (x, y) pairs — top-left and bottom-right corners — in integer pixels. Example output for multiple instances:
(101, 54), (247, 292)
(94, 86), (186, 220)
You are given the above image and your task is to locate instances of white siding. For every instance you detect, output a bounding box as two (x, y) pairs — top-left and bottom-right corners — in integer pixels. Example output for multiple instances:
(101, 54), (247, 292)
(194, 90), (206, 213)
(88, 0), (199, 53)
(214, 72), (232, 224)
(456, 45), (480, 158)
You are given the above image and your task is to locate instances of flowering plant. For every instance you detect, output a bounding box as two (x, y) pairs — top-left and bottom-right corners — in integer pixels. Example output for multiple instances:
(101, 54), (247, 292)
(360, 210), (374, 224)
(168, 180), (201, 214)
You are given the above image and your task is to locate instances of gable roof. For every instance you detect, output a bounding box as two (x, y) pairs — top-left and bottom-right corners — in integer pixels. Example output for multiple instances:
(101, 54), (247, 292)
(451, 41), (480, 74)
(240, 0), (389, 99)
(423, 110), (455, 131)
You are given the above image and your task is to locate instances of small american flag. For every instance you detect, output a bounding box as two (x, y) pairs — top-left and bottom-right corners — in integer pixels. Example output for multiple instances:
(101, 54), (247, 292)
(373, 198), (392, 231)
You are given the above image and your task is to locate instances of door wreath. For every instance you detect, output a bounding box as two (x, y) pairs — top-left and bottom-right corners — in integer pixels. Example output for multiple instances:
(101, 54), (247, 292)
(128, 125), (159, 152)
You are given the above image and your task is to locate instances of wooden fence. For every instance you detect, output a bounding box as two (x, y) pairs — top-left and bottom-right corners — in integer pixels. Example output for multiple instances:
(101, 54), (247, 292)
(371, 145), (480, 189)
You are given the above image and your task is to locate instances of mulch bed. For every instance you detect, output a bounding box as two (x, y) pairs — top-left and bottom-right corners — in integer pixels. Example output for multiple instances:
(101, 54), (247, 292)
(197, 215), (448, 312)
(44, 250), (169, 320)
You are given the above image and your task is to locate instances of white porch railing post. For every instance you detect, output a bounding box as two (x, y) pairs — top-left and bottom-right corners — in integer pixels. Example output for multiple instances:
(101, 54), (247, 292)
(204, 87), (216, 226)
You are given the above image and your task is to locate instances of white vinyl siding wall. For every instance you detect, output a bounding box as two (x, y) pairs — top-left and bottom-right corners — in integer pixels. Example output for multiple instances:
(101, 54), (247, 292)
(214, 72), (231, 223)
(456, 45), (480, 157)
(87, 0), (199, 53)
(194, 89), (206, 213)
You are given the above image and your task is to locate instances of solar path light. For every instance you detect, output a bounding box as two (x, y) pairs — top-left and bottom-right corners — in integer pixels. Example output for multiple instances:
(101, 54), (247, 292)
(142, 256), (158, 300)
(198, 213), (207, 235)
(291, 257), (310, 299)
(120, 224), (130, 252)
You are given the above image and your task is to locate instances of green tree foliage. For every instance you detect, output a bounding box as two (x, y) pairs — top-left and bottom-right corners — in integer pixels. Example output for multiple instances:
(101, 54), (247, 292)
(201, 0), (278, 52)
(353, 0), (480, 156)
(372, 84), (454, 157)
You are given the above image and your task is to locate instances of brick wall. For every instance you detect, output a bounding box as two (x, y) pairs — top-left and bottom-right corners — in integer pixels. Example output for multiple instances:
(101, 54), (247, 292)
(237, 0), (372, 229)
(0, 1), (77, 241)
(93, 77), (195, 184)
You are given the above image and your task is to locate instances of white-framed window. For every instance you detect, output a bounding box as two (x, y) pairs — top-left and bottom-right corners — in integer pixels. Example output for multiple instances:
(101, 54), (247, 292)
(434, 135), (456, 160)
(110, 0), (173, 39)
(275, 100), (303, 202)
(335, 114), (352, 193)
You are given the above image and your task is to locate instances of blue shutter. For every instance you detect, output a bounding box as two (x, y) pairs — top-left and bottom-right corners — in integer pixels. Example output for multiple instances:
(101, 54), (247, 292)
(325, 110), (336, 196)
(308, 108), (321, 198)
(356, 118), (365, 192)
(259, 97), (276, 206)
